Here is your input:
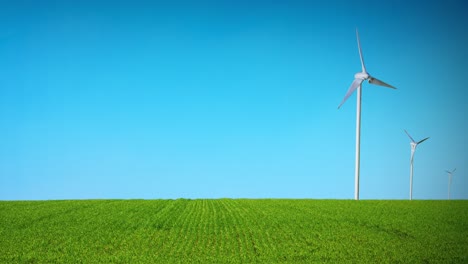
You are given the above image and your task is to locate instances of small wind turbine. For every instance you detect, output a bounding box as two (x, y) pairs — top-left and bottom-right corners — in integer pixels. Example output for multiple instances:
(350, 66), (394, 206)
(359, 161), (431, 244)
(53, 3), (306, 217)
(445, 168), (456, 200)
(338, 29), (396, 200)
(404, 130), (429, 200)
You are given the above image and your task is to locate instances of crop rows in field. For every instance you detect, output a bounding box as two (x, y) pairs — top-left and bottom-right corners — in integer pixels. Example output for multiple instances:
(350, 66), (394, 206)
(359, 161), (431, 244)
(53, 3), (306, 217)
(1, 199), (467, 263)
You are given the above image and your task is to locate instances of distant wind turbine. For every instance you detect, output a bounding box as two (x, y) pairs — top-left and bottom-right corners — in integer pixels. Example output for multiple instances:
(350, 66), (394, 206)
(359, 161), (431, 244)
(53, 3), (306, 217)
(338, 29), (396, 200)
(445, 168), (456, 200)
(404, 130), (429, 200)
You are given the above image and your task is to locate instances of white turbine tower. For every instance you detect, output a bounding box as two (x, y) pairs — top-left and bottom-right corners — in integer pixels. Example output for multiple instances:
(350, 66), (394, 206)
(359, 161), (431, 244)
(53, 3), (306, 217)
(338, 29), (396, 200)
(404, 130), (429, 200)
(445, 168), (456, 200)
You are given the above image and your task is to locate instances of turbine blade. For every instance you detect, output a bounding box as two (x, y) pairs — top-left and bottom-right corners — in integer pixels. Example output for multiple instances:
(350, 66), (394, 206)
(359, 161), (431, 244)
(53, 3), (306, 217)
(404, 130), (416, 143)
(417, 137), (429, 144)
(338, 78), (363, 109)
(445, 170), (452, 174)
(368, 77), (396, 89)
(356, 28), (366, 73)
(453, 168), (456, 173)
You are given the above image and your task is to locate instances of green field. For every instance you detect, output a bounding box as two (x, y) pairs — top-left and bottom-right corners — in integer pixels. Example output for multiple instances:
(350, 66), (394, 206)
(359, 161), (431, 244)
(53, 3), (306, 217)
(1, 199), (467, 263)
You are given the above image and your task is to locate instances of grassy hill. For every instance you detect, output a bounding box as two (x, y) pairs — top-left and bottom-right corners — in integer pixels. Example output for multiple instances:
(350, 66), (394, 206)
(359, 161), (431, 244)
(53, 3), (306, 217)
(1, 199), (467, 263)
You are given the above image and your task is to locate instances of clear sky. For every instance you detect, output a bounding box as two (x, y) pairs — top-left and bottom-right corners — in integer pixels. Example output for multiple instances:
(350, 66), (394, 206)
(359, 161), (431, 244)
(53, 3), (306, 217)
(1, 0), (467, 200)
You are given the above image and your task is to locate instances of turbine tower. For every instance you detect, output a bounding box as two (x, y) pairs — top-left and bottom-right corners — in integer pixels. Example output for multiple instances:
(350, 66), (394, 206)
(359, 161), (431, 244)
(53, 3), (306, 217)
(404, 130), (429, 200)
(445, 168), (456, 200)
(338, 29), (396, 200)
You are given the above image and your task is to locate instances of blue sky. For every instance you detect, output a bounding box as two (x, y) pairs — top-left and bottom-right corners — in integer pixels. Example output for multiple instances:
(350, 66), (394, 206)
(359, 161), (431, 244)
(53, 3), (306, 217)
(1, 0), (467, 200)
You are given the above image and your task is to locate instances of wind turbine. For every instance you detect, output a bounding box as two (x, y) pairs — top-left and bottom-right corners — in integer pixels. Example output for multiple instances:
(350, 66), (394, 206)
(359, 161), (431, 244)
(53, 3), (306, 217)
(338, 29), (396, 200)
(404, 130), (429, 200)
(445, 168), (456, 200)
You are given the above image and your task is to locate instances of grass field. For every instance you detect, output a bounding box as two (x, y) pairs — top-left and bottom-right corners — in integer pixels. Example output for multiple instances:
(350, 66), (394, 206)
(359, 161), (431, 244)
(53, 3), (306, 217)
(1, 199), (467, 263)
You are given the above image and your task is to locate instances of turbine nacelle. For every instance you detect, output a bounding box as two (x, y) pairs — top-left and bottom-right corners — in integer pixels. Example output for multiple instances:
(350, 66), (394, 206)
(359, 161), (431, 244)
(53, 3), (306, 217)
(354, 72), (369, 80)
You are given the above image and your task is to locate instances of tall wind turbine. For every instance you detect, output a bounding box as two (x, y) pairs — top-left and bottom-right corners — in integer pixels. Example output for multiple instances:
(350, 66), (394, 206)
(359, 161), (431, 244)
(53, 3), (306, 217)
(338, 29), (396, 200)
(404, 130), (429, 200)
(445, 168), (456, 200)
